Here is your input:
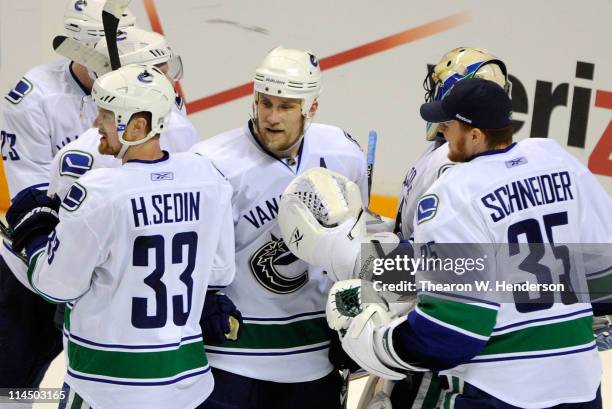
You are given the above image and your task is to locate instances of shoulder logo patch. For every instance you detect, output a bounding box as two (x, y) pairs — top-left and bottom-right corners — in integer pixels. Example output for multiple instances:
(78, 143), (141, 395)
(61, 182), (87, 212)
(60, 151), (94, 178)
(416, 194), (439, 224)
(5, 78), (33, 105)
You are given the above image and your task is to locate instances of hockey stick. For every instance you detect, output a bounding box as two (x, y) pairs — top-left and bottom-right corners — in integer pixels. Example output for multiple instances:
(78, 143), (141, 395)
(366, 130), (378, 198)
(339, 131), (381, 408)
(53, 36), (112, 75)
(0, 220), (27, 263)
(102, 0), (131, 70)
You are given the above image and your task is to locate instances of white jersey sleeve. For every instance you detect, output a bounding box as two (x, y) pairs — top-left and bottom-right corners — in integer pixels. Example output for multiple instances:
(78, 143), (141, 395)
(28, 182), (110, 302)
(2, 76), (54, 195)
(209, 195), (236, 288)
(1, 60), (97, 197)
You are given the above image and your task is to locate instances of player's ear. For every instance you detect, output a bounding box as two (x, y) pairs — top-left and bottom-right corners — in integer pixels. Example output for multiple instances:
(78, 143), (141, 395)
(130, 116), (149, 140)
(308, 99), (319, 118)
(471, 127), (485, 145)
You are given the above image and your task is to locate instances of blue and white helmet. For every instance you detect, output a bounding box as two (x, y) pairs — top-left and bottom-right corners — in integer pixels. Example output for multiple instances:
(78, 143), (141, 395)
(92, 64), (174, 158)
(63, 0), (135, 45)
(423, 47), (511, 140)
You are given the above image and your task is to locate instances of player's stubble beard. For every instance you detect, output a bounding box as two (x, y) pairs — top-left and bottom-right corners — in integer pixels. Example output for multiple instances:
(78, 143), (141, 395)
(98, 134), (121, 157)
(447, 135), (470, 163)
(255, 120), (304, 158)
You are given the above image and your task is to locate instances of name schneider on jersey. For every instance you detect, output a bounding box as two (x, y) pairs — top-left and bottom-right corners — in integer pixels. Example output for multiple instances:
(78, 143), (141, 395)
(481, 169), (573, 223)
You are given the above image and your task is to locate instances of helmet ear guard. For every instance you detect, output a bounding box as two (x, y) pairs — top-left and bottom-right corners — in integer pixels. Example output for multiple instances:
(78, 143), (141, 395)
(91, 64), (175, 158)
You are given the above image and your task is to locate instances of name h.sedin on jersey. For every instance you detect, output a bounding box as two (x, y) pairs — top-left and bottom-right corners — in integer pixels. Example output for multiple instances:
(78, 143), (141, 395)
(131, 191), (201, 227)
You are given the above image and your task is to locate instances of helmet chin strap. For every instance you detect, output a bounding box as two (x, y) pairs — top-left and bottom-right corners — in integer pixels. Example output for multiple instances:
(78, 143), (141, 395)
(116, 128), (158, 160)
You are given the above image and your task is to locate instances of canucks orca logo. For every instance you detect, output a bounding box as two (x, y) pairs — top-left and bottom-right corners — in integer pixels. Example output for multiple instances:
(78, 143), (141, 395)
(416, 194), (439, 224)
(249, 234), (308, 294)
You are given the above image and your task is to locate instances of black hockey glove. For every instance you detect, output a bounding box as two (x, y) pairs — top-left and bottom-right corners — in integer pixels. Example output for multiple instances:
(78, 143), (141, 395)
(6, 188), (60, 254)
(200, 291), (243, 345)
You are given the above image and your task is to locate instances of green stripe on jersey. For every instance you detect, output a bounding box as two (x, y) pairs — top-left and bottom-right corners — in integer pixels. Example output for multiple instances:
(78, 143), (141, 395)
(588, 273), (612, 299)
(213, 317), (329, 349)
(482, 315), (594, 355)
(64, 304), (72, 331)
(421, 374), (443, 409)
(418, 294), (497, 337)
(68, 339), (207, 379)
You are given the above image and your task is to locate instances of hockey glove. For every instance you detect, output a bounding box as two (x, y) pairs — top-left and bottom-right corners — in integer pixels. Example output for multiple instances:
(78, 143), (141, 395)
(200, 291), (243, 345)
(6, 188), (60, 254)
(278, 167), (366, 282)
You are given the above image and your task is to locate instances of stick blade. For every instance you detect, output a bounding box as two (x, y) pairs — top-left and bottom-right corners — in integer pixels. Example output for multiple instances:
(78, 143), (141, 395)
(53, 35), (112, 75)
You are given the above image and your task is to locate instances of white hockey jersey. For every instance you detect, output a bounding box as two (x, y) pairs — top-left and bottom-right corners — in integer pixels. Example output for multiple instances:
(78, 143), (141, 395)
(27, 152), (235, 409)
(395, 138), (453, 240)
(48, 110), (200, 200)
(1, 59), (98, 290)
(191, 121), (367, 382)
(407, 138), (611, 408)
(1, 58), (192, 290)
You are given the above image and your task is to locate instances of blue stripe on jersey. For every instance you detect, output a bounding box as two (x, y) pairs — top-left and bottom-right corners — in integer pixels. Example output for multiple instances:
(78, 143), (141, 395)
(586, 265), (612, 278)
(10, 183), (49, 202)
(492, 307), (592, 333)
(206, 343), (329, 357)
(65, 331), (203, 350)
(67, 366), (211, 386)
(242, 310), (325, 322)
(392, 310), (488, 371)
(471, 342), (597, 363)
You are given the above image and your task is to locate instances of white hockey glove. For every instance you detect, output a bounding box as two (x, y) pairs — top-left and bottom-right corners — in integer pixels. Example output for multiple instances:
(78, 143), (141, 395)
(278, 167), (366, 281)
(326, 280), (426, 380)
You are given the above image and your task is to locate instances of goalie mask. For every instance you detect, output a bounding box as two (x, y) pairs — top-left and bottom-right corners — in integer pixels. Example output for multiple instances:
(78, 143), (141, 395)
(91, 27), (184, 81)
(252, 46), (322, 155)
(92, 64), (174, 159)
(63, 0), (135, 45)
(423, 47), (511, 140)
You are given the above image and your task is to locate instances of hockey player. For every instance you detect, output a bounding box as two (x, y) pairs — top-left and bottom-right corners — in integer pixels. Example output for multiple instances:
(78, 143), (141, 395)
(47, 26), (197, 203)
(0, 0), (135, 388)
(5, 64), (235, 409)
(190, 46), (368, 409)
(307, 79), (610, 408)
(394, 47), (510, 241)
(378, 47), (513, 409)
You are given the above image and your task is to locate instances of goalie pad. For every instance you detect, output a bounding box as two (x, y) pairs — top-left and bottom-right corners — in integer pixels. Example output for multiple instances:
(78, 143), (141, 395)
(278, 167), (366, 281)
